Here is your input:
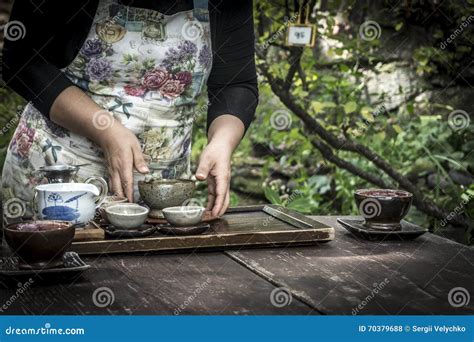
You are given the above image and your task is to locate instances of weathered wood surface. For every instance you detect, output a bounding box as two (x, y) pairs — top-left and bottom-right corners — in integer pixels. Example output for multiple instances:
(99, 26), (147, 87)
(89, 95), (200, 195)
(226, 216), (474, 315)
(0, 252), (312, 315)
(0, 216), (472, 315)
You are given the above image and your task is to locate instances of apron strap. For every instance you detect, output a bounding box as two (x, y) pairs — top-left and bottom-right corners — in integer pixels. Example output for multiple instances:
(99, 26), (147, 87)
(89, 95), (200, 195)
(193, 0), (210, 22)
(193, 0), (208, 10)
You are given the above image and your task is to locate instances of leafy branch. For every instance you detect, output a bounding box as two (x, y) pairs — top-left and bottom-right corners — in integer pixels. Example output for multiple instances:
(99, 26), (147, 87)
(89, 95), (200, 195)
(256, 43), (471, 228)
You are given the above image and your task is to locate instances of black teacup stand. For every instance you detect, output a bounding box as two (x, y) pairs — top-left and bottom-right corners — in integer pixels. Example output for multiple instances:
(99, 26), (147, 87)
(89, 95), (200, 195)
(337, 218), (428, 241)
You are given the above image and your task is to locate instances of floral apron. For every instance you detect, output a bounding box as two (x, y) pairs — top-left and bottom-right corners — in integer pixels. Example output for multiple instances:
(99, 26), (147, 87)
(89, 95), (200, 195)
(1, 0), (212, 220)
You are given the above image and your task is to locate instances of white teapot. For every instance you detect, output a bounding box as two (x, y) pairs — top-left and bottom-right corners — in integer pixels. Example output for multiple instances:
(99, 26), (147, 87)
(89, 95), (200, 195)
(34, 180), (107, 226)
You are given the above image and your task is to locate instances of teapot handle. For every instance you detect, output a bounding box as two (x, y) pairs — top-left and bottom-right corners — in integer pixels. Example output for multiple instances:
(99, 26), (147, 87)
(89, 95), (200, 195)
(84, 177), (108, 207)
(32, 189), (39, 220)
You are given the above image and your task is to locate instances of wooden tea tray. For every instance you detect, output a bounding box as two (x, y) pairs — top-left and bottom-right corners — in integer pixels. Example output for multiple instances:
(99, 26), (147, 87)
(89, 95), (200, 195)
(69, 205), (335, 255)
(73, 222), (105, 241)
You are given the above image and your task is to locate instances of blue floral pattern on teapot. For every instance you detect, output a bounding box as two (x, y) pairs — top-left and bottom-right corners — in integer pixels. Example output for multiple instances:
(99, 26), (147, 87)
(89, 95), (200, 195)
(35, 183), (107, 225)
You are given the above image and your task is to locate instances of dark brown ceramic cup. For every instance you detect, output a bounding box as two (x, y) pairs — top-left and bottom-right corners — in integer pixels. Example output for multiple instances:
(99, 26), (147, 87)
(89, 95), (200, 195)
(354, 189), (413, 230)
(4, 221), (76, 269)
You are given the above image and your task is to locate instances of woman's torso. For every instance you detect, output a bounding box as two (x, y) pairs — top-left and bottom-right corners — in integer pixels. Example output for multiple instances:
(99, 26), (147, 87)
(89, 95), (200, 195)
(1, 0), (212, 213)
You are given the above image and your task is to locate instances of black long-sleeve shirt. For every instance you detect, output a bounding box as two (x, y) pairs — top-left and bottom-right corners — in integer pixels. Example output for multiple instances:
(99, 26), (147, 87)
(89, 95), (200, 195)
(2, 0), (258, 131)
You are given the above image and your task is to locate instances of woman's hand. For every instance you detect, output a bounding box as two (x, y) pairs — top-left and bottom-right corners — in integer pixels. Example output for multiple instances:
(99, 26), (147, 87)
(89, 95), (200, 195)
(196, 115), (245, 217)
(196, 142), (232, 217)
(99, 122), (149, 202)
(50, 87), (148, 202)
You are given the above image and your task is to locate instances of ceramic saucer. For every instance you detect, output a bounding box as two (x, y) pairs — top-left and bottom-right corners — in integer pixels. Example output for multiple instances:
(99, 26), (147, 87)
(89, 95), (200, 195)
(337, 218), (428, 241)
(103, 224), (157, 238)
(158, 223), (211, 236)
(0, 252), (90, 278)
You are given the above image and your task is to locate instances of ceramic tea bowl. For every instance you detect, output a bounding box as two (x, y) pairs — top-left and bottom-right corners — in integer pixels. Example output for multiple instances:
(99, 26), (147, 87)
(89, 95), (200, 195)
(138, 178), (196, 218)
(99, 195), (128, 221)
(354, 189), (413, 231)
(162, 206), (206, 226)
(4, 220), (76, 269)
(105, 203), (149, 229)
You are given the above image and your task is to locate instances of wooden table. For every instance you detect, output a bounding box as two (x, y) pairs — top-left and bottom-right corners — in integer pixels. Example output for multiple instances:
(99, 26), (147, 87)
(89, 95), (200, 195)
(0, 216), (473, 315)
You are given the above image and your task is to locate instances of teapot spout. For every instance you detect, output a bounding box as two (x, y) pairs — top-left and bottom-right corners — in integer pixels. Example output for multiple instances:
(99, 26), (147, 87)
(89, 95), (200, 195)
(81, 184), (101, 196)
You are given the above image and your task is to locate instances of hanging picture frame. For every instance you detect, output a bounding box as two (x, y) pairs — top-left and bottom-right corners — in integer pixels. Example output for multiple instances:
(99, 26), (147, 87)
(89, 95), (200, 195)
(286, 24), (316, 47)
(285, 2), (316, 47)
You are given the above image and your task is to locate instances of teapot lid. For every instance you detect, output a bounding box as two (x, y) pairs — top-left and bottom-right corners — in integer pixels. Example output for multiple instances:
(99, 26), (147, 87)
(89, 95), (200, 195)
(38, 165), (78, 172)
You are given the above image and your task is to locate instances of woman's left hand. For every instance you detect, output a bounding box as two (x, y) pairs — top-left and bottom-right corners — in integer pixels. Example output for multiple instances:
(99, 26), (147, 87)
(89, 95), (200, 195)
(195, 141), (232, 217)
(195, 115), (245, 217)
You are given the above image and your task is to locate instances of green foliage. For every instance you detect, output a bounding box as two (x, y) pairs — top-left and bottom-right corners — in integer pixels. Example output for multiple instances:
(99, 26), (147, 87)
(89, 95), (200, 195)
(252, 0), (473, 242)
(0, 87), (25, 169)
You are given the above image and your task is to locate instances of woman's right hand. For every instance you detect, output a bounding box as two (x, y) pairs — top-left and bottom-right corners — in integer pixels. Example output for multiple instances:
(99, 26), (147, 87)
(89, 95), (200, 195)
(98, 121), (149, 202)
(49, 86), (148, 201)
